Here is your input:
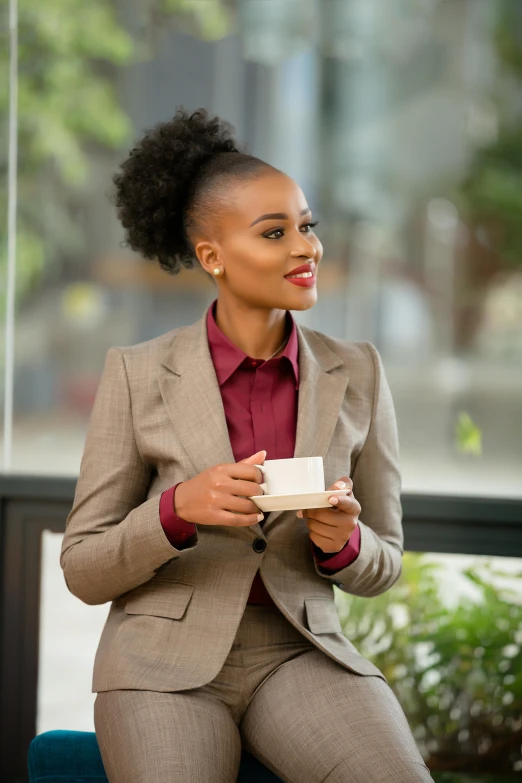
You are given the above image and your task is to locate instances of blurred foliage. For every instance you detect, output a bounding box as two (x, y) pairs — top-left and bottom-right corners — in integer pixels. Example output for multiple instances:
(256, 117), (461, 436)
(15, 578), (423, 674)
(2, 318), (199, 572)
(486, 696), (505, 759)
(455, 412), (482, 457)
(494, 1), (522, 77)
(457, 129), (522, 267)
(456, 1), (522, 267)
(0, 0), (232, 319)
(335, 553), (522, 776)
(154, 0), (233, 40)
(0, 0), (134, 317)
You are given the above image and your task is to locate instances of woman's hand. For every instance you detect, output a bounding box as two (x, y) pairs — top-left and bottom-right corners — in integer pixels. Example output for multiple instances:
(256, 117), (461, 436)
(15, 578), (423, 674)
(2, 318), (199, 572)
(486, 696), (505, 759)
(174, 450), (266, 527)
(297, 476), (360, 553)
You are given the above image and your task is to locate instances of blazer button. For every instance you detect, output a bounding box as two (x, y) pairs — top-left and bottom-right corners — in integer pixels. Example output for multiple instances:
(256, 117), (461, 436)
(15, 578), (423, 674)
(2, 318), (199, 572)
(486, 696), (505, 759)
(253, 538), (267, 553)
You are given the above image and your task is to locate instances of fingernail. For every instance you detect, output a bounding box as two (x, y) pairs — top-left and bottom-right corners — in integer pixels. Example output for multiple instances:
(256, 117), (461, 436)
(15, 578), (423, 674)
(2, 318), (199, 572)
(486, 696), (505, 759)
(335, 481), (346, 489)
(296, 510), (303, 518)
(329, 496), (339, 505)
(257, 513), (264, 522)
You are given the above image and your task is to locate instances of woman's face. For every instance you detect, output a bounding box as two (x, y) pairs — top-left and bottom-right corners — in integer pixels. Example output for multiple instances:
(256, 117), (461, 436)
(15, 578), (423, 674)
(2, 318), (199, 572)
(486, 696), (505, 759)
(195, 170), (323, 312)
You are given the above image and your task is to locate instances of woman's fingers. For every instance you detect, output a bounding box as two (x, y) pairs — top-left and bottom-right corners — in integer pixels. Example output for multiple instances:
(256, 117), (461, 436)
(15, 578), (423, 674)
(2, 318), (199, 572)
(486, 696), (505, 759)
(298, 493), (357, 521)
(325, 475), (353, 492)
(229, 478), (265, 497)
(218, 493), (261, 515)
(228, 461), (265, 484)
(209, 472), (264, 498)
(327, 493), (352, 509)
(306, 518), (338, 542)
(218, 509), (264, 527)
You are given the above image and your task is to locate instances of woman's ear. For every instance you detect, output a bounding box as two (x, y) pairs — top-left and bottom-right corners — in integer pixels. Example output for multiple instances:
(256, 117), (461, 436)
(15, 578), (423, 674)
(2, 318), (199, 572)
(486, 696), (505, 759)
(194, 240), (222, 276)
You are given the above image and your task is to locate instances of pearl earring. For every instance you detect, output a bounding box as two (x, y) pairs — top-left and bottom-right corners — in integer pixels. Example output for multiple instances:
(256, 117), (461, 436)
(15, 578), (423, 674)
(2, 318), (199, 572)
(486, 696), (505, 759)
(213, 268), (221, 276)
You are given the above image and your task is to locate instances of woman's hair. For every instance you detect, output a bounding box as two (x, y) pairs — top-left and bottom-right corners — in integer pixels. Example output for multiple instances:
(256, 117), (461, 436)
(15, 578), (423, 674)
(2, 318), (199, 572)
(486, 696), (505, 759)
(112, 108), (272, 275)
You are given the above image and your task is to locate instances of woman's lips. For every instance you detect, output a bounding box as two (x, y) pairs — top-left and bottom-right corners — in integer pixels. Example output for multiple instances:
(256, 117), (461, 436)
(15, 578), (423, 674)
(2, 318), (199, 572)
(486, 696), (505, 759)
(285, 274), (316, 288)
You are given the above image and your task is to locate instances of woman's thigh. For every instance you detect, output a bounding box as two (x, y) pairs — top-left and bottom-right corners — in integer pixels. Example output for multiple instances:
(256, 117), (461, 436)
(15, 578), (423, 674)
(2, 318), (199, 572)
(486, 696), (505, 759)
(94, 689), (242, 783)
(240, 648), (433, 783)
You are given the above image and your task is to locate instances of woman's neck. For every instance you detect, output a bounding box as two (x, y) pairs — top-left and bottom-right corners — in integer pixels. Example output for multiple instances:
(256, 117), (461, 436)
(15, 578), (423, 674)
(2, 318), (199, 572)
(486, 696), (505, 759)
(214, 298), (288, 360)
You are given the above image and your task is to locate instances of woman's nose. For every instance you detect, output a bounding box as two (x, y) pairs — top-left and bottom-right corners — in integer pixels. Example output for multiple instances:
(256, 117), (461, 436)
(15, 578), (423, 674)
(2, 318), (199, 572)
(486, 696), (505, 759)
(290, 236), (317, 259)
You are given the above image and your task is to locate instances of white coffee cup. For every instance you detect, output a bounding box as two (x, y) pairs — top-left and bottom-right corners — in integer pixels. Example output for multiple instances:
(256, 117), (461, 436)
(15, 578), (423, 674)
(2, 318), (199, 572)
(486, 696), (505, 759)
(253, 457), (325, 496)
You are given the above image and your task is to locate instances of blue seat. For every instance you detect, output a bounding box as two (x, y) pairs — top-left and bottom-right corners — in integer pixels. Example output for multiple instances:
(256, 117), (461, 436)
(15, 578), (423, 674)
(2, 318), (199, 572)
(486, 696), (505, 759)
(28, 730), (283, 783)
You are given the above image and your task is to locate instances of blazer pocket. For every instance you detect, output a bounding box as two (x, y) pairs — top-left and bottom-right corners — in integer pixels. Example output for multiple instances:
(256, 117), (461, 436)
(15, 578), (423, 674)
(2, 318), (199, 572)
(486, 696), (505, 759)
(124, 581), (195, 621)
(304, 598), (343, 635)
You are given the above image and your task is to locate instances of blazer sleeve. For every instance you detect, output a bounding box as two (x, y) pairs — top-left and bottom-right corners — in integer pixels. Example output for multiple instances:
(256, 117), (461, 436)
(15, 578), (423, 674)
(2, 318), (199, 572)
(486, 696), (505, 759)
(313, 341), (403, 597)
(60, 347), (198, 605)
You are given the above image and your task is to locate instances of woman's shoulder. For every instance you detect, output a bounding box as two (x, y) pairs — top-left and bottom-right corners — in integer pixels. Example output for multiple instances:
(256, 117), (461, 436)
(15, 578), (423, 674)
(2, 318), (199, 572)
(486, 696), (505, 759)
(299, 325), (381, 369)
(116, 327), (180, 357)
(105, 319), (201, 379)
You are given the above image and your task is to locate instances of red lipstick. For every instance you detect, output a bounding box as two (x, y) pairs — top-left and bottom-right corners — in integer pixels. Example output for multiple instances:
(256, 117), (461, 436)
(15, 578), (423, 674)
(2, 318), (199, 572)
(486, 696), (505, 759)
(284, 263), (316, 288)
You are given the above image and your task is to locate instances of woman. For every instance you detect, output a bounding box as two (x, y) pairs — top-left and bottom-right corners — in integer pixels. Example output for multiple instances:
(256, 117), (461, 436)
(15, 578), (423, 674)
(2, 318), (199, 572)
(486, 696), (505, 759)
(61, 109), (432, 782)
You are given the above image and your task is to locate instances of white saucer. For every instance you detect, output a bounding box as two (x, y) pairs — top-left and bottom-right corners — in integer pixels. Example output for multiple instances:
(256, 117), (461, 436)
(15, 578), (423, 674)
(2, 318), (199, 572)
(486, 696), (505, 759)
(251, 489), (350, 513)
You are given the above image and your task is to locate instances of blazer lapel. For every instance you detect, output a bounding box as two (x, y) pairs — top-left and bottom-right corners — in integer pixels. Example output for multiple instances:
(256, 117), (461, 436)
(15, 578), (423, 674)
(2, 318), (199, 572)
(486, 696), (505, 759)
(262, 326), (350, 535)
(158, 314), (265, 538)
(293, 326), (349, 460)
(158, 314), (235, 475)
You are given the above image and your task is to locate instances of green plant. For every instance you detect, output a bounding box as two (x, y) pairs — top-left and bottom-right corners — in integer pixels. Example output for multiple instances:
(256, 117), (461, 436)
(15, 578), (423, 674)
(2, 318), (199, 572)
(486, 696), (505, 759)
(455, 412), (482, 456)
(0, 0), (233, 320)
(457, 129), (522, 266)
(0, 0), (134, 317)
(153, 0), (232, 40)
(456, 1), (522, 268)
(335, 553), (522, 775)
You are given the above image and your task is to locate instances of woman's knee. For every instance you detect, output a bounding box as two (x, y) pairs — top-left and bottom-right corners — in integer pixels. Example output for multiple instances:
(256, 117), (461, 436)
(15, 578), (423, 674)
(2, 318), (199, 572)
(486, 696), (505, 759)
(324, 754), (433, 783)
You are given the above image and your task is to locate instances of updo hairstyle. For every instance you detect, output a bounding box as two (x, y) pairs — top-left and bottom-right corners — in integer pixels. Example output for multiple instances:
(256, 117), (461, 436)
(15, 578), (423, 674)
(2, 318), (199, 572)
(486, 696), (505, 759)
(112, 108), (272, 274)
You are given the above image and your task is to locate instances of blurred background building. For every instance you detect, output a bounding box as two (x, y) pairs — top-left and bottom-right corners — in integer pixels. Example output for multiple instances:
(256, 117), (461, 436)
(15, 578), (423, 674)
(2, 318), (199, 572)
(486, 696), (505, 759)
(1, 0), (521, 779)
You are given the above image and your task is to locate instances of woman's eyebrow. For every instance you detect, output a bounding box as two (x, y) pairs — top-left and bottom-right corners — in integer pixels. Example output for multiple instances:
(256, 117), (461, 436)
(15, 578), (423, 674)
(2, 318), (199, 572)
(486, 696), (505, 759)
(249, 207), (311, 227)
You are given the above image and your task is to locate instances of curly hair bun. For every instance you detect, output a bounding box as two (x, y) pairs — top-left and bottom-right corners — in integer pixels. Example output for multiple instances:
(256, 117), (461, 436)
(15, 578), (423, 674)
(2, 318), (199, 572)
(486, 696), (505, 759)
(112, 108), (267, 275)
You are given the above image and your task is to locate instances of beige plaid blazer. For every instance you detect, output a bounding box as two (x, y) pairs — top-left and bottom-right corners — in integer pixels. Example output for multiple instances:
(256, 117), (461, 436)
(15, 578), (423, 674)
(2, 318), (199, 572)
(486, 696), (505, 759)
(60, 310), (403, 693)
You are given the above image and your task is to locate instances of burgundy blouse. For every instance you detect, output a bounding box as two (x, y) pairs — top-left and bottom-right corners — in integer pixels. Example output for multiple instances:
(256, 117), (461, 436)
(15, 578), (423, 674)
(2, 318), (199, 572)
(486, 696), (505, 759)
(159, 301), (360, 606)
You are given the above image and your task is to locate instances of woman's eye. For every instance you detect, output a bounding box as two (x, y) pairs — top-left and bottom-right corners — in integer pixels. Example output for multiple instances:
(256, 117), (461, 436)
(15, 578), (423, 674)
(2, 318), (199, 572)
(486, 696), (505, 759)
(264, 228), (285, 239)
(301, 221), (319, 233)
(264, 221), (318, 240)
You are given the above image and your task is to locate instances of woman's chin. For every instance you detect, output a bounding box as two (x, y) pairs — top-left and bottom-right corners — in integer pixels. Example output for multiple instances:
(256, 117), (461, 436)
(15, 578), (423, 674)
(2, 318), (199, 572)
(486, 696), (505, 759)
(286, 291), (318, 311)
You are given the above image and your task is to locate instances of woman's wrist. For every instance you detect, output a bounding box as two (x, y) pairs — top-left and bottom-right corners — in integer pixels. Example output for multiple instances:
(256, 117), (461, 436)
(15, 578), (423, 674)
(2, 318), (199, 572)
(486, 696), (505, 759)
(173, 481), (188, 520)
